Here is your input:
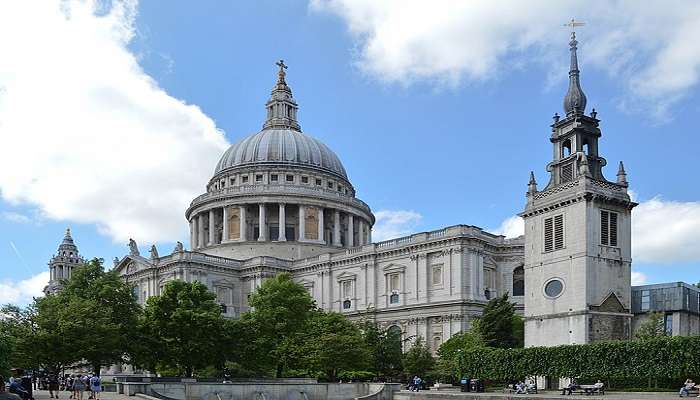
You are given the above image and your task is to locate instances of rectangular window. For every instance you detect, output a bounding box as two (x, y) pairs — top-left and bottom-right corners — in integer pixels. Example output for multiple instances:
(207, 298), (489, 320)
(242, 176), (249, 183)
(301, 176), (309, 184)
(342, 280), (352, 299)
(389, 273), (399, 292)
(641, 289), (650, 311)
(544, 215), (564, 252)
(432, 265), (443, 286)
(255, 174), (263, 182)
(601, 210), (619, 246)
(230, 177), (236, 185)
(316, 178), (322, 186)
(665, 313), (673, 336)
(327, 181), (334, 189)
(286, 174), (294, 182)
(270, 174), (278, 182)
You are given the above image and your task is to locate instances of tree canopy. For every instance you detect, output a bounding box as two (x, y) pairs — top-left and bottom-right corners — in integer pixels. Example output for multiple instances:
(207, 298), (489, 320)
(402, 337), (434, 377)
(478, 293), (520, 349)
(138, 280), (232, 377)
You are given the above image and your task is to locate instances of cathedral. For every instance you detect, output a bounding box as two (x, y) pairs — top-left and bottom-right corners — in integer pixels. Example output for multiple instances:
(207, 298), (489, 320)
(44, 33), (699, 362)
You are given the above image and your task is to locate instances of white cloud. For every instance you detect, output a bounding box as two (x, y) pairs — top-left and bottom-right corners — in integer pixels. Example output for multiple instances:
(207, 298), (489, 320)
(0, 1), (229, 244)
(631, 271), (648, 286)
(1, 212), (32, 225)
(633, 197), (700, 263)
(492, 215), (524, 239)
(0, 272), (49, 305)
(311, 0), (700, 114)
(372, 210), (422, 241)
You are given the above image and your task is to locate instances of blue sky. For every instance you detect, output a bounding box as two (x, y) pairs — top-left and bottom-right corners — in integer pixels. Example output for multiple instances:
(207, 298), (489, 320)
(1, 1), (699, 304)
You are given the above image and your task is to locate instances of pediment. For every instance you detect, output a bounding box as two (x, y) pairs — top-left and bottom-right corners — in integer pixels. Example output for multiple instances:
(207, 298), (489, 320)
(211, 278), (236, 287)
(591, 291), (628, 313)
(297, 278), (315, 287)
(114, 255), (152, 276)
(383, 263), (406, 273)
(336, 271), (357, 281)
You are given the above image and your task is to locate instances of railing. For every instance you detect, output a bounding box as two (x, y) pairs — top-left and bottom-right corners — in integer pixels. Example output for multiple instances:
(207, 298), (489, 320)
(189, 184), (372, 213)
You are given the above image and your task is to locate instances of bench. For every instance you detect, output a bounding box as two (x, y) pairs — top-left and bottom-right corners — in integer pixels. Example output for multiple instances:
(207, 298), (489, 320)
(559, 385), (605, 395)
(504, 383), (538, 394)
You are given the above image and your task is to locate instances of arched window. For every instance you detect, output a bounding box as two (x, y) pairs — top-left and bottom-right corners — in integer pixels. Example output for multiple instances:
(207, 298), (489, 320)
(343, 299), (352, 309)
(582, 140), (591, 155)
(562, 139), (572, 157)
(390, 293), (399, 304)
(512, 266), (525, 296)
(387, 325), (403, 352)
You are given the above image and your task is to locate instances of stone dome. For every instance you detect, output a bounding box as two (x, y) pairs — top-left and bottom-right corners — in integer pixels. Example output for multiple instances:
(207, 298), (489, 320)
(214, 129), (348, 180)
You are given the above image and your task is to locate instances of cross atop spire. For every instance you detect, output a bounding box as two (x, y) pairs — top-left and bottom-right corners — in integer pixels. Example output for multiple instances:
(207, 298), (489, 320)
(263, 59), (301, 131)
(276, 59), (288, 83)
(563, 18), (585, 40)
(562, 18), (587, 117)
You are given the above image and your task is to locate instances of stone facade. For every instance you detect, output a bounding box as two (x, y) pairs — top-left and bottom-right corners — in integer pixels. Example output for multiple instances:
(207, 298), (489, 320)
(44, 228), (85, 295)
(520, 31), (636, 347)
(112, 61), (525, 352)
(631, 282), (700, 337)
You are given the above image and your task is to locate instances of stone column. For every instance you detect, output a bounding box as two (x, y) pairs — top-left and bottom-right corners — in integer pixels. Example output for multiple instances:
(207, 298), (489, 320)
(239, 205), (247, 241)
(347, 214), (354, 248)
(49, 266), (55, 281)
(368, 228), (372, 243)
(299, 205), (306, 241)
(358, 220), (365, 246)
(208, 209), (215, 245)
(197, 214), (205, 249)
(222, 206), (229, 242)
(317, 207), (325, 244)
(278, 203), (286, 241)
(258, 204), (267, 241)
(333, 210), (341, 246)
(190, 219), (196, 249)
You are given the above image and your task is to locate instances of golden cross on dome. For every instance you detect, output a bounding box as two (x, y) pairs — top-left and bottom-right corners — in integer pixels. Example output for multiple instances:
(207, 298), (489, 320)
(276, 59), (287, 82)
(564, 18), (585, 39)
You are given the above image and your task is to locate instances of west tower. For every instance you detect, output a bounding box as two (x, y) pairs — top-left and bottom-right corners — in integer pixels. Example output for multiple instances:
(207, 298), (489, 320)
(521, 31), (637, 346)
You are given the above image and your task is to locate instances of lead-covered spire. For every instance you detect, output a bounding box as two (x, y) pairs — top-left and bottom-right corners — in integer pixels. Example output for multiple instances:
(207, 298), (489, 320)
(563, 29), (587, 117)
(263, 60), (301, 131)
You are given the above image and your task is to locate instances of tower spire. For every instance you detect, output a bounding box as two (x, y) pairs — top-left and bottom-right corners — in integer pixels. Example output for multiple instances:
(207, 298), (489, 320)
(563, 19), (587, 117)
(263, 59), (301, 131)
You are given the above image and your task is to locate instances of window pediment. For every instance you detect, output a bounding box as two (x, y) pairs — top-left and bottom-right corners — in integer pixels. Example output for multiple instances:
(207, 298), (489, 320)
(383, 263), (406, 274)
(336, 272), (357, 282)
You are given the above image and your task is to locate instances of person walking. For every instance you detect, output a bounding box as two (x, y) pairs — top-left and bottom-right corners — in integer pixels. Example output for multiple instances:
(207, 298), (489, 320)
(71, 375), (85, 400)
(88, 376), (101, 400)
(66, 376), (74, 400)
(47, 375), (59, 399)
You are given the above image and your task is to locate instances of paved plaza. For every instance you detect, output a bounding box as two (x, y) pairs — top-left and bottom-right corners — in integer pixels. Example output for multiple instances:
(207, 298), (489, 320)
(395, 388), (683, 399)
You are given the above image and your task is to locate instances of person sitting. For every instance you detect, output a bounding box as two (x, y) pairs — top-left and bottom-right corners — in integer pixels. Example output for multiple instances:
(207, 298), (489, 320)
(1, 376), (22, 400)
(561, 379), (578, 395)
(585, 380), (604, 394)
(680, 379), (696, 397)
(8, 379), (29, 400)
(514, 381), (527, 394)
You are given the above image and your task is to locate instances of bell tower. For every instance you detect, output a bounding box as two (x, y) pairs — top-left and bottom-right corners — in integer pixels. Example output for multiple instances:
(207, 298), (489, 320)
(521, 27), (637, 347)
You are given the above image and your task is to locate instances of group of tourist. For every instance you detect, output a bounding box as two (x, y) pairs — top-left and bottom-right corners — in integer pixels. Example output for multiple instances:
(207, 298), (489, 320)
(512, 379), (536, 394)
(560, 379), (604, 395)
(2, 373), (101, 400)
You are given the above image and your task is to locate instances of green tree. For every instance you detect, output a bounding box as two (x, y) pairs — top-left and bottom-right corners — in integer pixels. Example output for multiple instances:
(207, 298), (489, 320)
(436, 323), (485, 379)
(403, 337), (434, 377)
(478, 293), (519, 348)
(635, 311), (666, 339)
(241, 273), (316, 377)
(139, 280), (230, 377)
(360, 322), (403, 379)
(57, 258), (141, 374)
(304, 312), (370, 381)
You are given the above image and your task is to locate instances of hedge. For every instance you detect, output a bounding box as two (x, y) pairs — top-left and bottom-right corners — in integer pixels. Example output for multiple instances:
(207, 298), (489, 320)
(457, 336), (700, 380)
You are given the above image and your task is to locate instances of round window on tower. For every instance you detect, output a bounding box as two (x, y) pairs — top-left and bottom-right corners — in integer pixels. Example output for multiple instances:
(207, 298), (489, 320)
(544, 278), (564, 298)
